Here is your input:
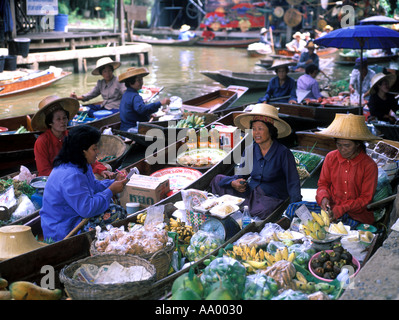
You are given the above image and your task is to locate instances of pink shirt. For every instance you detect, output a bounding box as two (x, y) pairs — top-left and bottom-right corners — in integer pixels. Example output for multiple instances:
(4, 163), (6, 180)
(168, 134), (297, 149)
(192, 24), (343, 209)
(316, 149), (378, 224)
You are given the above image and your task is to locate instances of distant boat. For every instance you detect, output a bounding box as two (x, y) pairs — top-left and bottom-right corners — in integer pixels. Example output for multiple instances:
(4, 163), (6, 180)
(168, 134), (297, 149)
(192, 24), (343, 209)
(196, 38), (257, 48)
(131, 35), (199, 46)
(200, 69), (304, 90)
(0, 68), (71, 98)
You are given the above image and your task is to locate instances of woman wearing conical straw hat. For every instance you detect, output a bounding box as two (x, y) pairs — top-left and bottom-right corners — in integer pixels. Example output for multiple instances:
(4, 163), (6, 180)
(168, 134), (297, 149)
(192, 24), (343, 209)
(70, 57), (126, 117)
(367, 72), (398, 124)
(315, 113), (380, 227)
(210, 103), (302, 220)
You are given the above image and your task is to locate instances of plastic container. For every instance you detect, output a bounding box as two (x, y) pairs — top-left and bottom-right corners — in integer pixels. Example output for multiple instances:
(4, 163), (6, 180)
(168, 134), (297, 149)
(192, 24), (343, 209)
(93, 110), (113, 119)
(8, 38), (30, 58)
(54, 14), (68, 32)
(209, 125), (219, 149)
(186, 126), (197, 150)
(199, 125), (208, 148)
(241, 205), (251, 229)
(4, 55), (16, 71)
(126, 202), (140, 215)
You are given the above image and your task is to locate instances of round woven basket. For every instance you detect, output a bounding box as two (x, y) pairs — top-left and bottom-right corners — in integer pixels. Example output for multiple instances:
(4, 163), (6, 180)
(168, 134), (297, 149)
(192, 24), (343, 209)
(97, 134), (127, 165)
(59, 254), (156, 300)
(90, 238), (174, 281)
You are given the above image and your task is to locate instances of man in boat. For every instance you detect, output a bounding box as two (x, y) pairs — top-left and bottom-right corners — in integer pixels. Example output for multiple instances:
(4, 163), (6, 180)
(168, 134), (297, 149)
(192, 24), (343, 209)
(293, 41), (319, 73)
(70, 57), (126, 118)
(31, 95), (114, 179)
(314, 24), (333, 39)
(210, 103), (302, 220)
(118, 67), (170, 132)
(349, 57), (375, 105)
(296, 64), (323, 101)
(201, 26), (215, 41)
(178, 24), (196, 40)
(258, 60), (297, 104)
(39, 125), (128, 242)
(285, 32), (306, 55)
(367, 73), (398, 124)
(314, 113), (380, 228)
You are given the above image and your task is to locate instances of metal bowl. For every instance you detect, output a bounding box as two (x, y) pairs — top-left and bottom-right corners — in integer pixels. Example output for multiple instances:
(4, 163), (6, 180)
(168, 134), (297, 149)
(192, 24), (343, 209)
(30, 176), (49, 190)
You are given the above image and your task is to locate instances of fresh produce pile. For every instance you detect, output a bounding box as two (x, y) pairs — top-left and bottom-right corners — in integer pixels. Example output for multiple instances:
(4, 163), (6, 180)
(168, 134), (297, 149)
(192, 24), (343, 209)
(302, 210), (330, 240)
(169, 114), (205, 129)
(292, 150), (323, 180)
(0, 179), (36, 198)
(0, 277), (62, 300)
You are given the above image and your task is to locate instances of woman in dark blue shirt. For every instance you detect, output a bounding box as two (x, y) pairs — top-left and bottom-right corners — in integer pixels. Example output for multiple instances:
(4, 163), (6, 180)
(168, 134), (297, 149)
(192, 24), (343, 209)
(118, 67), (170, 131)
(210, 104), (302, 220)
(258, 61), (297, 104)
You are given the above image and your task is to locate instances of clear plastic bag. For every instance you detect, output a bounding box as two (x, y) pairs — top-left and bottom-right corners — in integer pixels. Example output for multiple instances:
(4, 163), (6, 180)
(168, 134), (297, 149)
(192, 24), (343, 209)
(12, 194), (36, 219)
(185, 230), (224, 262)
(144, 205), (165, 230)
(233, 232), (268, 248)
(243, 273), (279, 300)
(259, 222), (285, 242)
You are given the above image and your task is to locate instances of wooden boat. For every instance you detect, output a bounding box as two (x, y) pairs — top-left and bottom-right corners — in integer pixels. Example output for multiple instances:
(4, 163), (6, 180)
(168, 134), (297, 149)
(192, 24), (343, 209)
(0, 117), (324, 298)
(0, 86), (162, 176)
(0, 68), (71, 98)
(275, 47), (338, 57)
(131, 36), (199, 46)
(200, 69), (304, 90)
(372, 122), (399, 141)
(196, 38), (257, 48)
(336, 52), (399, 66)
(108, 85), (248, 147)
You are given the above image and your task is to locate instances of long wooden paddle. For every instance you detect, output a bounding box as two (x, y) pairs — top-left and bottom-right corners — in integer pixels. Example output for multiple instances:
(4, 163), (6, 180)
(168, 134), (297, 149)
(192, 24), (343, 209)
(63, 218), (89, 240)
(269, 26), (275, 54)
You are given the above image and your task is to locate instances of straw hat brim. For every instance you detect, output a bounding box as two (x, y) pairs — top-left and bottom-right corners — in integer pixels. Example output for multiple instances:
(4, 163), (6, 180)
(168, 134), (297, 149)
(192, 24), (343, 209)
(234, 104), (292, 138)
(0, 226), (47, 261)
(31, 96), (80, 131)
(370, 73), (397, 95)
(180, 24), (191, 31)
(92, 61), (121, 76)
(314, 113), (381, 141)
(118, 67), (150, 83)
(268, 60), (296, 70)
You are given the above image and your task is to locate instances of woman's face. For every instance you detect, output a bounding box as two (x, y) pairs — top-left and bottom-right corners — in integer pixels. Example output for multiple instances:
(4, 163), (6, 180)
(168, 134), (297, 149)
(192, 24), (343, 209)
(378, 79), (390, 94)
(336, 139), (359, 160)
(276, 68), (287, 81)
(101, 65), (114, 82)
(252, 121), (271, 145)
(50, 109), (68, 135)
(131, 76), (144, 91)
(83, 143), (99, 164)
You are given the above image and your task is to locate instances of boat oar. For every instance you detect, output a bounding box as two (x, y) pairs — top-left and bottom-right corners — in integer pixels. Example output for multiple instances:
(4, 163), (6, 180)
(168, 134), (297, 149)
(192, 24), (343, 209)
(367, 194), (397, 210)
(64, 218), (89, 240)
(269, 26), (275, 54)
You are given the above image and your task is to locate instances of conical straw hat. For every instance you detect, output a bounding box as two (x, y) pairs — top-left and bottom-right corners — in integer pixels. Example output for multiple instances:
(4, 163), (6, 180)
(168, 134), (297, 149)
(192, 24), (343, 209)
(118, 67), (149, 83)
(91, 57), (121, 76)
(31, 95), (80, 131)
(0, 225), (47, 261)
(268, 59), (296, 71)
(315, 113), (381, 141)
(369, 72), (397, 95)
(234, 103), (292, 138)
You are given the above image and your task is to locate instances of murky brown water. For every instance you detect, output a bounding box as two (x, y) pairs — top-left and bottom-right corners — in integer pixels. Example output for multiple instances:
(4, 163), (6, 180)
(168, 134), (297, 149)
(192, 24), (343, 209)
(1, 45), (396, 119)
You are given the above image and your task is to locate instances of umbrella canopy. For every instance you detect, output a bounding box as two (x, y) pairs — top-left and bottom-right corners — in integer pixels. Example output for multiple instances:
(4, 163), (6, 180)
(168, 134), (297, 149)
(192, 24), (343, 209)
(360, 15), (399, 25)
(314, 25), (399, 109)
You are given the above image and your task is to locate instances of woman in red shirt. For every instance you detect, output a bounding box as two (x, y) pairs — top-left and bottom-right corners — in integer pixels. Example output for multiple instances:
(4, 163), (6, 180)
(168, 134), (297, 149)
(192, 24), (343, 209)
(32, 95), (113, 178)
(315, 113), (381, 227)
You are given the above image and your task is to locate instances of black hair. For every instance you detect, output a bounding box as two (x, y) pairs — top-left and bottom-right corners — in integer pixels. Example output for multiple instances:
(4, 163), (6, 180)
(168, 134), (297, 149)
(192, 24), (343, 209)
(124, 76), (137, 88)
(305, 64), (319, 75)
(44, 105), (70, 129)
(53, 125), (101, 173)
(250, 120), (278, 140)
(274, 66), (289, 74)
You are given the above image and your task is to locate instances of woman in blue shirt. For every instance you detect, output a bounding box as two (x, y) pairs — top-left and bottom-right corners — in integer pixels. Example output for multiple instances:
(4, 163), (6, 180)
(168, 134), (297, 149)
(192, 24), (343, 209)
(40, 125), (128, 242)
(118, 67), (170, 131)
(258, 60), (297, 104)
(210, 104), (302, 220)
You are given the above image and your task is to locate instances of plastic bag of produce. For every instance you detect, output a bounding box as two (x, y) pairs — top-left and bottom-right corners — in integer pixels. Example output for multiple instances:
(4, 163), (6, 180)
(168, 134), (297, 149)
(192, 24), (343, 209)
(233, 232), (267, 248)
(185, 230), (224, 262)
(272, 289), (308, 300)
(201, 256), (247, 299)
(287, 241), (315, 266)
(243, 273), (279, 300)
(259, 222), (285, 242)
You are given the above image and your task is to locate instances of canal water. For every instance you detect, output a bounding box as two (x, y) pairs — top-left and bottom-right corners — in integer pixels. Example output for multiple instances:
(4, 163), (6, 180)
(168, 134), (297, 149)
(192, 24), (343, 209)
(0, 46), (365, 119)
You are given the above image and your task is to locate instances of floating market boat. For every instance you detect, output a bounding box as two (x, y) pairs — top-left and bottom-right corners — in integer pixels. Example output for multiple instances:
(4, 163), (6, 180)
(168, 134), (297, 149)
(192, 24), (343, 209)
(131, 35), (199, 46)
(196, 38), (257, 48)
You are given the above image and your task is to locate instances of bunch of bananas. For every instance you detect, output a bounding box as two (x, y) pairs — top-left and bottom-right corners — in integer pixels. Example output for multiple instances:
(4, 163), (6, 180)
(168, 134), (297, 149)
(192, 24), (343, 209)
(225, 244), (296, 273)
(292, 271), (335, 294)
(170, 114), (205, 129)
(136, 212), (147, 224)
(302, 210), (330, 240)
(165, 217), (194, 244)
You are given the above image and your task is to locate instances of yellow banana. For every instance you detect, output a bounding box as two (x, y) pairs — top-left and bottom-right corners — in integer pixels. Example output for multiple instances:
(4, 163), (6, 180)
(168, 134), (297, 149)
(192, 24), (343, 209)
(258, 248), (265, 261)
(320, 209), (330, 227)
(288, 251), (296, 263)
(246, 260), (268, 269)
(313, 221), (322, 233)
(306, 220), (315, 233)
(242, 262), (255, 273)
(281, 246), (288, 260)
(312, 211), (325, 227)
(264, 252), (276, 265)
(316, 229), (326, 240)
(296, 272), (308, 284)
(250, 246), (257, 259)
(274, 249), (282, 261)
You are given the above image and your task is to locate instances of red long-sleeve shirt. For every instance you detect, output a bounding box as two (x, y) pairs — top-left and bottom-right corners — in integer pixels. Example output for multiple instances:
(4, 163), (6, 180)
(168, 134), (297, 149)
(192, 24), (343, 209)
(34, 129), (107, 176)
(316, 149), (378, 225)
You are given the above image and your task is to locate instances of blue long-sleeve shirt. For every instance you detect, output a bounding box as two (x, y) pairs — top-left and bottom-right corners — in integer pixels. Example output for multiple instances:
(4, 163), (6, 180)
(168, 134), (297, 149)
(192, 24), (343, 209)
(120, 87), (162, 131)
(40, 163), (114, 242)
(258, 76), (297, 103)
(219, 141), (302, 203)
(295, 51), (319, 70)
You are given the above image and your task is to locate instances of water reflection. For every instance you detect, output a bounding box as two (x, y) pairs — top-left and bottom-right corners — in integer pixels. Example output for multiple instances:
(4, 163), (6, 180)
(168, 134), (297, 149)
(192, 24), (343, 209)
(1, 45), (398, 119)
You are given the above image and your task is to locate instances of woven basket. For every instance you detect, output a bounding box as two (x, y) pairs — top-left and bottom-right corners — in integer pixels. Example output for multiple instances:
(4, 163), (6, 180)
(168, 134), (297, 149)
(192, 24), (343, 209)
(59, 254), (156, 300)
(97, 134), (127, 165)
(90, 238), (174, 281)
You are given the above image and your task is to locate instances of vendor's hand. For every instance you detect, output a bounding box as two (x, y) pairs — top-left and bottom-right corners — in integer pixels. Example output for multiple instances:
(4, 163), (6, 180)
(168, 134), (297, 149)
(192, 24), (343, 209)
(115, 169), (128, 181)
(161, 98), (171, 106)
(289, 100), (297, 104)
(70, 92), (79, 100)
(320, 198), (330, 212)
(231, 178), (247, 193)
(109, 178), (128, 195)
(100, 170), (116, 179)
(349, 86), (355, 94)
